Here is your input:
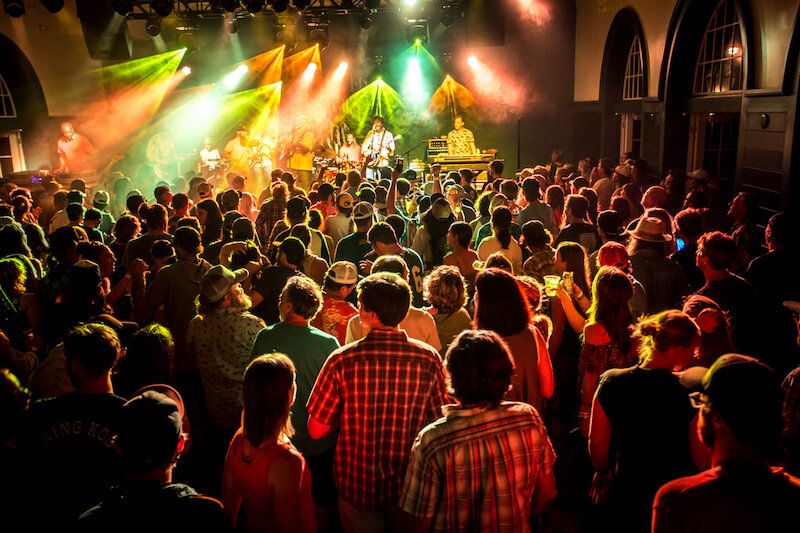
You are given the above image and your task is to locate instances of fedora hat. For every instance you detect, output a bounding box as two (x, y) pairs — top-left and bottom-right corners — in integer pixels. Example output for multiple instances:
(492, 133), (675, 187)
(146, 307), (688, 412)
(626, 216), (673, 243)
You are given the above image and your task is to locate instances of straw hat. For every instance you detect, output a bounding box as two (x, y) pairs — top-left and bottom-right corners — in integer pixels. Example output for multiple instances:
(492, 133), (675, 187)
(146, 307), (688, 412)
(626, 216), (673, 243)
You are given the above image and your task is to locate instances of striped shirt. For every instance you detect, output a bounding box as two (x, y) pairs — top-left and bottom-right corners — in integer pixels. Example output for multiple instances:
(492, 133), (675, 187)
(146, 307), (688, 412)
(400, 402), (556, 532)
(307, 328), (448, 510)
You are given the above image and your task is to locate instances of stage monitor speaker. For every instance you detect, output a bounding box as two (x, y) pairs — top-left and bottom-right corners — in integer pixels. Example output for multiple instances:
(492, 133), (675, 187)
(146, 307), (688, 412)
(75, 0), (133, 61)
(463, 0), (505, 47)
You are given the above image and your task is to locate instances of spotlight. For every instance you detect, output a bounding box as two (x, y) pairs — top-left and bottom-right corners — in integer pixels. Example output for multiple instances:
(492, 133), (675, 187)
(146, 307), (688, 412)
(358, 9), (371, 29)
(467, 55), (478, 68)
(270, 0), (289, 13)
(403, 0), (418, 7)
(245, 0), (264, 12)
(224, 64), (249, 89)
(151, 0), (173, 18)
(302, 62), (317, 81)
(182, 66), (192, 76)
(274, 24), (296, 50)
(112, 0), (132, 16)
(40, 0), (64, 13)
(3, 0), (25, 17)
(179, 32), (199, 54)
(146, 15), (162, 36)
(220, 0), (239, 12)
(406, 20), (429, 45)
(308, 27), (329, 51)
(226, 16), (239, 34)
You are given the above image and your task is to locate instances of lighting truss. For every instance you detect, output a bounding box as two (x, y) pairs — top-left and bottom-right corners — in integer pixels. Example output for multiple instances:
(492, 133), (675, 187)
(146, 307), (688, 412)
(121, 1), (409, 19)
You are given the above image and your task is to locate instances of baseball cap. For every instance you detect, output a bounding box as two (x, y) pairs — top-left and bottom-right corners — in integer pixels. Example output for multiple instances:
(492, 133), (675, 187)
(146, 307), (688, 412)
(327, 261), (358, 285)
(597, 210), (625, 236)
(197, 182), (213, 199)
(116, 390), (183, 469)
(279, 236), (306, 266)
(597, 241), (630, 269)
(337, 192), (354, 210)
(700, 354), (782, 446)
(221, 189), (241, 210)
(352, 201), (374, 221)
(200, 264), (249, 303)
(68, 259), (102, 291)
(93, 190), (110, 207)
(286, 196), (308, 219)
(614, 164), (632, 178)
(223, 210), (244, 232)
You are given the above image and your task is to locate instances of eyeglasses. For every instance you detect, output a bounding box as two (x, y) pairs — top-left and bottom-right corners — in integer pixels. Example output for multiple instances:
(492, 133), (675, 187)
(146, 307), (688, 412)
(688, 391), (710, 409)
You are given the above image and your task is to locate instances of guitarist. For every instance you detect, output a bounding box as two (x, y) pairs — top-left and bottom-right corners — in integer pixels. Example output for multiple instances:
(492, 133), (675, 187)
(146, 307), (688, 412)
(361, 116), (395, 180)
(223, 124), (256, 180)
(277, 116), (315, 191)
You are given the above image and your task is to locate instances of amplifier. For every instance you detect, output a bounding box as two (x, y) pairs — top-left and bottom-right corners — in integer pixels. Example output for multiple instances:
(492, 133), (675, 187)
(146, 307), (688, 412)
(427, 138), (448, 152)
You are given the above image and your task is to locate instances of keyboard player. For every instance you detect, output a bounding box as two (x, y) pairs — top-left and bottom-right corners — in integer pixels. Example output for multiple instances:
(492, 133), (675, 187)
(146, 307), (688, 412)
(446, 115), (477, 155)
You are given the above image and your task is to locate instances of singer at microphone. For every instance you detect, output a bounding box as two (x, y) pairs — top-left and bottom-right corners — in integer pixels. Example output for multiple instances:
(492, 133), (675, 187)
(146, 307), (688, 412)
(361, 115), (395, 180)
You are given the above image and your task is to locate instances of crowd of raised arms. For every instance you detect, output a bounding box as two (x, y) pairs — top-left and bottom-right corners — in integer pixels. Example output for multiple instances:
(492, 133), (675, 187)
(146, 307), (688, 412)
(1, 149), (799, 533)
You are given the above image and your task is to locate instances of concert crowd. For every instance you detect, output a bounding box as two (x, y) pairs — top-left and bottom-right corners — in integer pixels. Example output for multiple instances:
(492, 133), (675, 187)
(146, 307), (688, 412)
(1, 145), (799, 532)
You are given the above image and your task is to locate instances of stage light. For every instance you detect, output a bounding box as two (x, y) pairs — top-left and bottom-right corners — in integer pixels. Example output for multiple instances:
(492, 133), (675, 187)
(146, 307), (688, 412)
(245, 0), (264, 12)
(3, 0), (25, 17)
(403, 0), (418, 7)
(292, 0), (310, 9)
(179, 33), (199, 54)
(336, 61), (349, 74)
(467, 55), (478, 68)
(151, 0), (173, 18)
(270, 0), (289, 13)
(146, 15), (162, 37)
(226, 16), (240, 34)
(406, 20), (429, 45)
(358, 9), (372, 30)
(182, 66), (192, 76)
(308, 27), (329, 51)
(302, 62), (317, 82)
(224, 64), (249, 89)
(274, 24), (296, 50)
(112, 0), (132, 16)
(40, 0), (64, 13)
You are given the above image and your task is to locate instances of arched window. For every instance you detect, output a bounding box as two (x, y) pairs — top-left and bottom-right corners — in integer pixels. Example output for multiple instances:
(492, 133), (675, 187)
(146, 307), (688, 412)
(0, 74), (16, 118)
(693, 0), (744, 95)
(623, 35), (643, 100)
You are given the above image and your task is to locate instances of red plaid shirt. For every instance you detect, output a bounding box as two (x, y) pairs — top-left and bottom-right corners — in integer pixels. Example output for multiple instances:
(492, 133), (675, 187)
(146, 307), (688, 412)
(307, 328), (448, 510)
(400, 402), (556, 532)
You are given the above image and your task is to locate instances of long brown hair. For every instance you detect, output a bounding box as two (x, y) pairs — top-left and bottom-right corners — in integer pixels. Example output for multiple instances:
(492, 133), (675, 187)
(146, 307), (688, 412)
(242, 354), (295, 447)
(555, 241), (591, 297)
(474, 268), (530, 337)
(587, 266), (633, 353)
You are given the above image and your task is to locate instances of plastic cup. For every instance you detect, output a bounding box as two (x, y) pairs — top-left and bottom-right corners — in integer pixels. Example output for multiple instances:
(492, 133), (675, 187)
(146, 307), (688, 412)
(543, 275), (561, 297)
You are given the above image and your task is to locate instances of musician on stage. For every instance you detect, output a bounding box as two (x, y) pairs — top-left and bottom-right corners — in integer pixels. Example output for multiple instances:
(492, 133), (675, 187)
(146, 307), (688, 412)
(146, 126), (177, 180)
(55, 122), (95, 174)
(337, 132), (362, 171)
(223, 124), (257, 180)
(446, 115), (477, 156)
(362, 116), (395, 180)
(278, 116), (315, 191)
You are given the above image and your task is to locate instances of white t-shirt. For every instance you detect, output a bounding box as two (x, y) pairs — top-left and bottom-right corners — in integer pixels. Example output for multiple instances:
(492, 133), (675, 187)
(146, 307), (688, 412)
(345, 307), (442, 352)
(325, 213), (354, 249)
(477, 235), (523, 275)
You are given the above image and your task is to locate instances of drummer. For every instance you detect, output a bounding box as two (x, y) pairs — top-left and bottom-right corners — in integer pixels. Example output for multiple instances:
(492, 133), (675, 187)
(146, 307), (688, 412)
(337, 132), (362, 170)
(200, 137), (223, 182)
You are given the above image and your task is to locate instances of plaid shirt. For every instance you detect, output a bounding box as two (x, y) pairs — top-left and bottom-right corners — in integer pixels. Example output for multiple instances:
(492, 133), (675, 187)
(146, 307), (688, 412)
(400, 402), (556, 532)
(307, 328), (448, 510)
(523, 244), (557, 282)
(255, 197), (286, 244)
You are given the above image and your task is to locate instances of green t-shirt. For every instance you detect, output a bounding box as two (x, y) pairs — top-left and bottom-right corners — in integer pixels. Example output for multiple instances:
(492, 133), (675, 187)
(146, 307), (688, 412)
(334, 231), (372, 267)
(249, 322), (340, 456)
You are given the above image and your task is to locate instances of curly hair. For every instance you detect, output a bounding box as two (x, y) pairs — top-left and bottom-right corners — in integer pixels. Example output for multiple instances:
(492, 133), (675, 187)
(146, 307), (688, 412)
(424, 265), (467, 314)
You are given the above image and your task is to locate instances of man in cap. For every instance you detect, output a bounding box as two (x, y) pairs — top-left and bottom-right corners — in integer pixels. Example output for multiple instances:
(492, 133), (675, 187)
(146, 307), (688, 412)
(250, 236), (306, 325)
(589, 209), (627, 277)
(187, 264), (264, 436)
(334, 201), (374, 269)
(79, 391), (231, 531)
(19, 323), (125, 528)
(92, 190), (116, 237)
(653, 354), (800, 532)
(325, 191), (355, 250)
(517, 177), (558, 236)
(412, 197), (455, 269)
(311, 261), (360, 345)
